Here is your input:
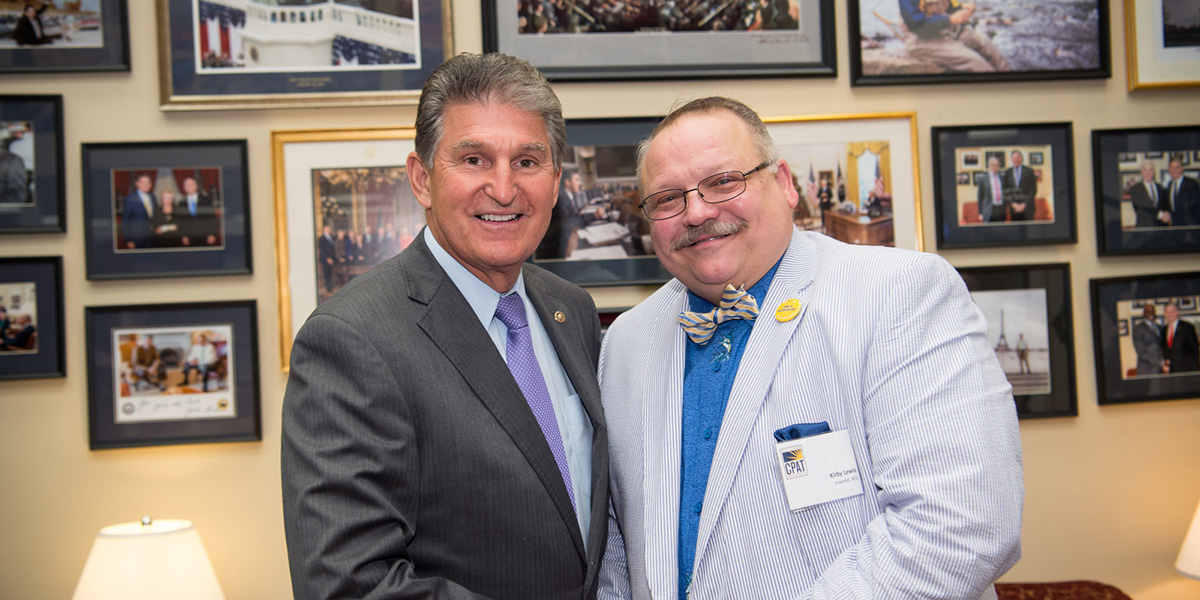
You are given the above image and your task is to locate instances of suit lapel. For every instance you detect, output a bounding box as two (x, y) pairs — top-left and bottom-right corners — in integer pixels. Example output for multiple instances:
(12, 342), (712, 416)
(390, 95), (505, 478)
(404, 236), (586, 563)
(694, 230), (816, 567)
(644, 282), (689, 600)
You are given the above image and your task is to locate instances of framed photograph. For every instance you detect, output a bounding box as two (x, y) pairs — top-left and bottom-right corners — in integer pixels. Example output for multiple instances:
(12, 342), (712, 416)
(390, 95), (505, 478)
(1090, 271), (1200, 405)
(1125, 0), (1200, 90)
(0, 0), (128, 73)
(532, 118), (672, 285)
(0, 256), (64, 380)
(157, 0), (452, 110)
(85, 300), (261, 449)
(0, 95), (64, 234)
(932, 122), (1077, 249)
(849, 0), (1109, 85)
(273, 127), (424, 369)
(482, 0), (835, 80)
(1092, 125), (1200, 255)
(958, 263), (1076, 419)
(81, 140), (252, 280)
(765, 112), (924, 251)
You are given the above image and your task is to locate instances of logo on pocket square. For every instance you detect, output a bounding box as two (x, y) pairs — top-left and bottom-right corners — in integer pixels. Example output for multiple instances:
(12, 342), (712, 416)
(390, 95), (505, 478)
(781, 447), (808, 479)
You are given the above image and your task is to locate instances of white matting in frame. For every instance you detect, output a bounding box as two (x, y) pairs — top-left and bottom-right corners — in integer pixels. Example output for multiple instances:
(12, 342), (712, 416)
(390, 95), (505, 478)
(764, 113), (923, 252)
(273, 128), (418, 370)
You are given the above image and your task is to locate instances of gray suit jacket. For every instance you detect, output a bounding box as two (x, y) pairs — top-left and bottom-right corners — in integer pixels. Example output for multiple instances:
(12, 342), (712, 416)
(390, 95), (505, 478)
(283, 232), (608, 600)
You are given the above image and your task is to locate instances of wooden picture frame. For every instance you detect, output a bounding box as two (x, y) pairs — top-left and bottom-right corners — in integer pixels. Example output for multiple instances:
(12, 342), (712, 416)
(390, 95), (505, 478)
(157, 0), (453, 110)
(1125, 0), (1200, 90)
(85, 300), (261, 449)
(482, 0), (836, 81)
(932, 122), (1077, 249)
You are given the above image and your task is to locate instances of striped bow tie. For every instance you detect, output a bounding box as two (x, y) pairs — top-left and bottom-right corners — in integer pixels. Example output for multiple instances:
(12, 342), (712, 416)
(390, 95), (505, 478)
(676, 284), (759, 345)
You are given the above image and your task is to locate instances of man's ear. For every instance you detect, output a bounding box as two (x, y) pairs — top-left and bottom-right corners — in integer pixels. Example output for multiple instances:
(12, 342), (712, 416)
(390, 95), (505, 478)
(774, 159), (800, 210)
(407, 152), (433, 209)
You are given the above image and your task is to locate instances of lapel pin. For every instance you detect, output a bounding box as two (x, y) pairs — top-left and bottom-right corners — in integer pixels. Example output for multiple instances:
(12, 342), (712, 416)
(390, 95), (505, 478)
(775, 299), (801, 322)
(554, 311), (566, 323)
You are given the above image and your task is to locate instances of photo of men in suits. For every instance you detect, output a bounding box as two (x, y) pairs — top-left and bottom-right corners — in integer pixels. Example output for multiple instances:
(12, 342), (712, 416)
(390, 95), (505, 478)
(1133, 304), (1163, 376)
(1129, 160), (1169, 228)
(177, 176), (221, 247)
(120, 173), (156, 249)
(598, 97), (1022, 598)
(1003, 149), (1036, 221)
(1162, 301), (1200, 373)
(978, 155), (1007, 223)
(1165, 156), (1200, 227)
(282, 53), (608, 600)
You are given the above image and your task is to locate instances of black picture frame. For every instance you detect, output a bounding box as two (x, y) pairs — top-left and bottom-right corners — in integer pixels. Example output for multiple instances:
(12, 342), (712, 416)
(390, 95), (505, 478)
(157, 0), (453, 110)
(81, 140), (252, 280)
(957, 263), (1076, 419)
(1091, 125), (1200, 256)
(530, 117), (673, 286)
(85, 300), (261, 449)
(0, 95), (64, 234)
(1090, 271), (1200, 406)
(848, 0), (1109, 86)
(0, 256), (64, 380)
(0, 0), (129, 73)
(483, 0), (836, 81)
(932, 122), (1077, 249)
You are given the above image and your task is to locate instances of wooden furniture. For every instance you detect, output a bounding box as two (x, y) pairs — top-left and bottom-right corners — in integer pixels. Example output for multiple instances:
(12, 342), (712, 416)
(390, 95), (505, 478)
(822, 210), (894, 246)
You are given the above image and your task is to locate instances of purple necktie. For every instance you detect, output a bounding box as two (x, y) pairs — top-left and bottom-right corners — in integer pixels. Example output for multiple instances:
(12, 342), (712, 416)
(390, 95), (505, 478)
(494, 293), (575, 512)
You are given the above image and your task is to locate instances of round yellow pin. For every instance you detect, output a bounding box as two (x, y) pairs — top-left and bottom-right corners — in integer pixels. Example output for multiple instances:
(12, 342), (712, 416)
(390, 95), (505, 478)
(554, 311), (566, 323)
(775, 299), (801, 322)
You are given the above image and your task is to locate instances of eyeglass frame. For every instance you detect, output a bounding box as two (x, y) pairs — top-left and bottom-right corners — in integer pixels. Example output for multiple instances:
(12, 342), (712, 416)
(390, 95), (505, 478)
(638, 160), (774, 221)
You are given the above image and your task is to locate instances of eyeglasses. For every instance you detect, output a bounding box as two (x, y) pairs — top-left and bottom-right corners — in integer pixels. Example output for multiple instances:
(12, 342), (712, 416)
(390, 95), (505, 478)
(638, 161), (773, 221)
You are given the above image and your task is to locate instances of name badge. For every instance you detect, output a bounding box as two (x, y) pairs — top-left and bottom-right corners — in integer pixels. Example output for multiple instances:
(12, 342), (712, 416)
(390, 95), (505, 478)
(774, 429), (863, 512)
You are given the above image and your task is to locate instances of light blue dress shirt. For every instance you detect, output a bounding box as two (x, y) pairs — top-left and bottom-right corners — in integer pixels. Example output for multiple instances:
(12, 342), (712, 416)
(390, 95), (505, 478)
(423, 228), (593, 546)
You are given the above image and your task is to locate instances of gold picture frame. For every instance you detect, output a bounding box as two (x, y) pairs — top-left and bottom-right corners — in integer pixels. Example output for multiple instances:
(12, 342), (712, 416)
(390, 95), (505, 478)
(157, 0), (453, 110)
(1125, 0), (1200, 91)
(763, 112), (924, 252)
(272, 128), (421, 371)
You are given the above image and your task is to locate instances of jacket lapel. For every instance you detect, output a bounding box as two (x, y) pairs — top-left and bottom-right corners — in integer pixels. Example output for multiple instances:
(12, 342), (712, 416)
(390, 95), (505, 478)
(693, 230), (817, 567)
(404, 235), (586, 563)
(644, 281), (689, 600)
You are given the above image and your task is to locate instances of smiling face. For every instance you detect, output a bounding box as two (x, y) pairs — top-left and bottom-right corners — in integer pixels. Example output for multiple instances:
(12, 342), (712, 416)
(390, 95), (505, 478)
(1011, 151), (1023, 169)
(1142, 162), (1156, 182)
(1168, 159), (1184, 182)
(407, 100), (560, 292)
(135, 175), (153, 194)
(641, 110), (797, 303)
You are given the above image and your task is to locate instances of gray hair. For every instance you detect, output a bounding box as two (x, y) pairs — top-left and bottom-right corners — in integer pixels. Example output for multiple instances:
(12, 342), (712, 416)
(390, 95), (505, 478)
(635, 96), (779, 192)
(413, 52), (565, 171)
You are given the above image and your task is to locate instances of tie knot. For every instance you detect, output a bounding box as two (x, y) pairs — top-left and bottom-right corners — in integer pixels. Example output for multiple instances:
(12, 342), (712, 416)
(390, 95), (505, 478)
(676, 284), (760, 345)
(495, 293), (529, 331)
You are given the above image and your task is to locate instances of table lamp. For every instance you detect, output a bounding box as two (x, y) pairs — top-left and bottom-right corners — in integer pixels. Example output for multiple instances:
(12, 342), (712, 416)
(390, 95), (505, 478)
(1179, 498), (1200, 580)
(71, 517), (226, 600)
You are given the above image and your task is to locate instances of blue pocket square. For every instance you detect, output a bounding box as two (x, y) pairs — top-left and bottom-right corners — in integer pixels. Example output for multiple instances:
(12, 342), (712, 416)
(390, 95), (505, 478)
(774, 422), (831, 442)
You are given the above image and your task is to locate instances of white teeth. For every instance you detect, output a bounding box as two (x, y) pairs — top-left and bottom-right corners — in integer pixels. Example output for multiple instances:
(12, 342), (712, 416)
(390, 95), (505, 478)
(479, 214), (518, 222)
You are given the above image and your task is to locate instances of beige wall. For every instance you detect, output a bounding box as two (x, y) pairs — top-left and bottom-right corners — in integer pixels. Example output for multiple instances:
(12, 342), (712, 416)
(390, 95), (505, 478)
(2, 2), (1199, 598)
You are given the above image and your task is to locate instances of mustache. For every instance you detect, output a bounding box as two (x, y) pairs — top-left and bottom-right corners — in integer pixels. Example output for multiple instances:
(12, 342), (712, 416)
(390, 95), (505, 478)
(669, 218), (747, 252)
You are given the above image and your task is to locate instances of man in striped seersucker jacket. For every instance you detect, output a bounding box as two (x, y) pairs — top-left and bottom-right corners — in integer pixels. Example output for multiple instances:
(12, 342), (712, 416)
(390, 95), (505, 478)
(597, 96), (1023, 600)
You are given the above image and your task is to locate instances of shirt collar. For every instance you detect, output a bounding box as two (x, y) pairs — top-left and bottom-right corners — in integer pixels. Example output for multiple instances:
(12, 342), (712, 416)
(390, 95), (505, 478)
(423, 227), (527, 330)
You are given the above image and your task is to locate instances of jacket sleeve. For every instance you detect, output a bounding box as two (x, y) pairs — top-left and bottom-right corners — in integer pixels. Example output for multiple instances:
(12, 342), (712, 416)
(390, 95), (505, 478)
(281, 312), (492, 600)
(804, 255), (1024, 599)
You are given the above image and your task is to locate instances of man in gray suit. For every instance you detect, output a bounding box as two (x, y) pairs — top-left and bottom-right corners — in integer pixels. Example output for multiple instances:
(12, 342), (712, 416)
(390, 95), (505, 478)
(977, 155), (1007, 223)
(597, 97), (1021, 599)
(282, 53), (608, 600)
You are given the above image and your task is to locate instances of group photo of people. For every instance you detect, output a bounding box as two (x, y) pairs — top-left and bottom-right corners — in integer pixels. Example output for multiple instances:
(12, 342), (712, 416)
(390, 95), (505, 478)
(0, 120), (33, 205)
(1117, 150), (1200, 229)
(517, 0), (800, 34)
(311, 166), (424, 303)
(115, 328), (233, 407)
(0, 285), (38, 353)
(1120, 296), (1200, 379)
(954, 145), (1055, 225)
(0, 0), (104, 48)
(110, 167), (224, 251)
(857, 0), (1103, 75)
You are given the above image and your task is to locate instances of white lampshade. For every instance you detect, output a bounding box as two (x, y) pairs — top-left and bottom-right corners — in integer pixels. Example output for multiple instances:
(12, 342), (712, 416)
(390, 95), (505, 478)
(1178, 499), (1200, 580)
(72, 518), (226, 600)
